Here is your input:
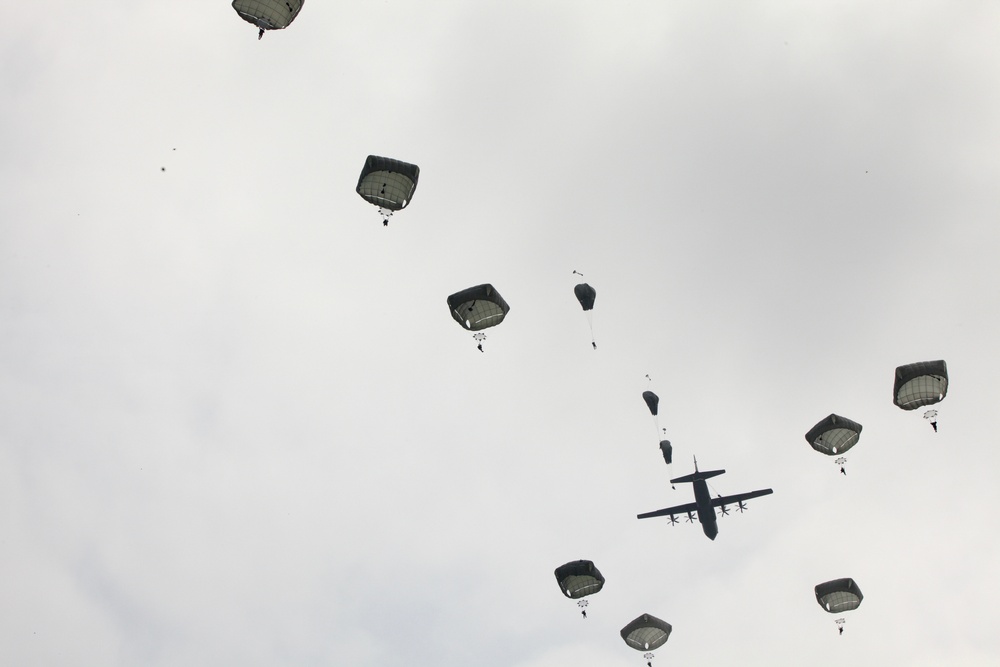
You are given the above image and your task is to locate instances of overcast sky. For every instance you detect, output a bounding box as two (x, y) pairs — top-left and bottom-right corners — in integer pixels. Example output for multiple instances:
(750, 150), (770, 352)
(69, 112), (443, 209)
(2, 2), (1000, 666)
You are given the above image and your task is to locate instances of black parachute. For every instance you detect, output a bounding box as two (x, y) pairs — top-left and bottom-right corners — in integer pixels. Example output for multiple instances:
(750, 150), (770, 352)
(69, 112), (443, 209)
(815, 578), (864, 613)
(894, 360), (948, 432)
(356, 155), (420, 225)
(642, 391), (659, 417)
(659, 440), (673, 465)
(232, 0), (304, 39)
(574, 283), (596, 310)
(572, 280), (597, 349)
(805, 414), (862, 459)
(447, 284), (509, 351)
(554, 560), (605, 598)
(621, 613), (672, 661)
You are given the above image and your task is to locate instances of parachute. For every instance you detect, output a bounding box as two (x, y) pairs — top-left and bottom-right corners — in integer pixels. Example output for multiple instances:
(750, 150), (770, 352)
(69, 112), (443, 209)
(642, 391), (659, 417)
(356, 155), (420, 226)
(621, 613), (671, 665)
(447, 284), (509, 351)
(554, 560), (605, 618)
(659, 440), (672, 465)
(805, 414), (862, 473)
(573, 282), (597, 349)
(893, 360), (948, 432)
(232, 0), (304, 39)
(815, 578), (863, 634)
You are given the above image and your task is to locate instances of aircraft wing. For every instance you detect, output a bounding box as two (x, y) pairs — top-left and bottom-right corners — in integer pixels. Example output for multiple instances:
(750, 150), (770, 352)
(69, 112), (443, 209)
(637, 501), (699, 519)
(711, 488), (773, 507)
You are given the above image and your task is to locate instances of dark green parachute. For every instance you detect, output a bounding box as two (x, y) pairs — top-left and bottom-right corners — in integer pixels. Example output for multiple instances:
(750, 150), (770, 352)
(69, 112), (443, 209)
(232, 0), (304, 39)
(815, 578), (863, 613)
(620, 613), (672, 651)
(805, 414), (862, 456)
(554, 560), (605, 599)
(893, 360), (948, 410)
(356, 155), (420, 225)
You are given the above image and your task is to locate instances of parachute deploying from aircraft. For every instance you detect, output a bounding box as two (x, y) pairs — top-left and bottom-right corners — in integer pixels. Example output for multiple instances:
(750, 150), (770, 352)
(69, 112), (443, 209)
(356, 155), (420, 226)
(232, 0), (304, 40)
(621, 613), (671, 665)
(805, 414), (862, 474)
(573, 282), (597, 349)
(447, 284), (509, 351)
(642, 391), (659, 417)
(893, 360), (948, 431)
(554, 560), (605, 618)
(815, 578), (863, 634)
(659, 440), (672, 465)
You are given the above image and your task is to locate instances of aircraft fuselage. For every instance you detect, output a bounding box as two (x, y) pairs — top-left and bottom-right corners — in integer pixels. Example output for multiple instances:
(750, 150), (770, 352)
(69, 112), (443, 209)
(692, 479), (719, 540)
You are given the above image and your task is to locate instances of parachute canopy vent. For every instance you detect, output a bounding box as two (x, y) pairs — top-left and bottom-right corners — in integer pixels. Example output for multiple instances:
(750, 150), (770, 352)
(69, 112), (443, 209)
(620, 613), (672, 651)
(574, 283), (596, 311)
(356, 155), (420, 212)
(447, 284), (509, 331)
(815, 578), (864, 613)
(893, 360), (948, 410)
(805, 414), (862, 456)
(232, 0), (304, 32)
(554, 560), (605, 599)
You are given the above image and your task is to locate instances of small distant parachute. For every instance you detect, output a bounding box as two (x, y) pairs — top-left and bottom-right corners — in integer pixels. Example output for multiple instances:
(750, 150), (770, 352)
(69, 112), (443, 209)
(894, 360), (948, 431)
(356, 155), (420, 226)
(232, 0), (304, 40)
(621, 613), (671, 664)
(642, 391), (659, 417)
(573, 282), (597, 349)
(805, 414), (862, 473)
(554, 560), (605, 618)
(815, 578), (863, 634)
(447, 284), (509, 351)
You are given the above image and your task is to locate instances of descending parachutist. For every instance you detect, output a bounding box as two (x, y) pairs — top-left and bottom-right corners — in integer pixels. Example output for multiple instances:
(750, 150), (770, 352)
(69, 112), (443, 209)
(839, 626), (844, 635)
(258, 27), (264, 39)
(581, 609), (587, 619)
(592, 341), (597, 350)
(477, 343), (483, 353)
(841, 466), (846, 475)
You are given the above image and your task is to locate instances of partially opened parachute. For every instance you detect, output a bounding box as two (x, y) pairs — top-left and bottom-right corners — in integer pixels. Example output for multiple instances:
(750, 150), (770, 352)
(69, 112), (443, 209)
(815, 578), (863, 613)
(356, 155), (419, 225)
(620, 613), (672, 651)
(659, 440), (673, 465)
(447, 284), (509, 331)
(805, 414), (862, 456)
(232, 0), (304, 39)
(642, 391), (659, 417)
(554, 560), (605, 599)
(893, 360), (948, 410)
(574, 283), (596, 311)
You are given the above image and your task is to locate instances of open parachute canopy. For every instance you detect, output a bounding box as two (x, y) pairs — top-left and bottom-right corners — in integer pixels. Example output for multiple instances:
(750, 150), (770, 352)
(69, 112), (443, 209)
(805, 414), (862, 456)
(620, 613), (672, 651)
(554, 560), (605, 599)
(893, 360), (948, 410)
(815, 578), (864, 613)
(642, 391), (659, 417)
(232, 0), (303, 37)
(356, 155), (420, 220)
(574, 283), (596, 311)
(447, 284), (509, 331)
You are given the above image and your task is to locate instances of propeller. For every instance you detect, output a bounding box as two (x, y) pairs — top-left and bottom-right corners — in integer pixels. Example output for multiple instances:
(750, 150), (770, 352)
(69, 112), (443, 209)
(718, 504), (730, 517)
(666, 514), (679, 526)
(736, 501), (749, 513)
(685, 511), (696, 523)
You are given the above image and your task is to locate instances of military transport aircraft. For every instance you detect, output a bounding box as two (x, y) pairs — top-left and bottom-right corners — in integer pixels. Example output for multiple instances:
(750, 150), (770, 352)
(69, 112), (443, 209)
(637, 457), (773, 540)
